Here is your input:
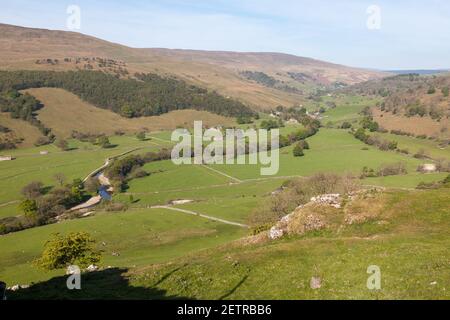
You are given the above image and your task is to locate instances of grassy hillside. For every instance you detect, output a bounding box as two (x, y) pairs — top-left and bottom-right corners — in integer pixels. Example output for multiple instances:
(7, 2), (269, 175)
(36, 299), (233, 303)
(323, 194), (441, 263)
(0, 23), (386, 109)
(6, 187), (449, 299)
(24, 88), (235, 138)
(0, 113), (44, 148)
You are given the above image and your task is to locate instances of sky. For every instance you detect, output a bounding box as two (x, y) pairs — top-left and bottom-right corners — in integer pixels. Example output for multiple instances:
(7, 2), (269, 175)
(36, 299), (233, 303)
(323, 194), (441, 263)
(1, 0), (449, 70)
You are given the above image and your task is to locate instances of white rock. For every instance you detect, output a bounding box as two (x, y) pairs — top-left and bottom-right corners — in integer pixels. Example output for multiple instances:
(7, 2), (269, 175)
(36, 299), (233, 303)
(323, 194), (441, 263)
(66, 265), (80, 275)
(269, 226), (284, 240)
(87, 264), (98, 272)
(310, 277), (322, 290)
(10, 285), (20, 291)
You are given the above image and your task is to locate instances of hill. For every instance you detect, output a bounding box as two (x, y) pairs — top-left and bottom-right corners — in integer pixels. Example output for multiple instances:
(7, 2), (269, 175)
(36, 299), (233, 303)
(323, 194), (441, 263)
(0, 113), (44, 148)
(0, 23), (386, 109)
(6, 186), (450, 299)
(25, 88), (236, 137)
(342, 74), (450, 139)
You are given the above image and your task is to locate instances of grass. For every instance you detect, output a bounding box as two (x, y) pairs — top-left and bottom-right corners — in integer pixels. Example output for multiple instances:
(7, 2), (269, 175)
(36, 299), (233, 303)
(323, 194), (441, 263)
(0, 207), (246, 285)
(321, 95), (380, 125)
(0, 135), (167, 217)
(209, 129), (429, 182)
(0, 112), (44, 148)
(372, 132), (450, 160)
(7, 188), (449, 299)
(25, 87), (236, 138)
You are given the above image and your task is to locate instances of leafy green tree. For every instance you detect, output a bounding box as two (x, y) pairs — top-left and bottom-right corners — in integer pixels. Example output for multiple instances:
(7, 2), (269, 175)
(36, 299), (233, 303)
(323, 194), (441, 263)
(298, 140), (310, 150)
(19, 199), (38, 216)
(341, 122), (352, 129)
(442, 87), (449, 97)
(120, 104), (134, 118)
(34, 232), (101, 270)
(136, 131), (146, 141)
(293, 143), (304, 157)
(96, 136), (112, 148)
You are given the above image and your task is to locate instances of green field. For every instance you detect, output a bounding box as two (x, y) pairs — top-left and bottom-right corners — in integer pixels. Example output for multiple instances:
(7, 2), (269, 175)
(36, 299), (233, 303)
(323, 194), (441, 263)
(7, 188), (450, 300)
(0, 135), (172, 217)
(209, 129), (429, 180)
(321, 95), (380, 125)
(0, 207), (245, 284)
(1, 121), (448, 298)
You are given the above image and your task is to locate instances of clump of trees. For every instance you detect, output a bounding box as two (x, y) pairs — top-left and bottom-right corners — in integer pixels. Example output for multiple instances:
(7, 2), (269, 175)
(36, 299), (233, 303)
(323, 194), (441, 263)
(360, 162), (407, 178)
(354, 128), (398, 151)
(260, 119), (284, 130)
(0, 178), (86, 235)
(0, 90), (55, 147)
(0, 70), (255, 119)
(104, 149), (171, 192)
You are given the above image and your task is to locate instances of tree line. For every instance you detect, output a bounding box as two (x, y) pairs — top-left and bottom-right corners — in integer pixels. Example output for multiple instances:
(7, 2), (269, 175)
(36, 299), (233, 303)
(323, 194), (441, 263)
(0, 70), (255, 119)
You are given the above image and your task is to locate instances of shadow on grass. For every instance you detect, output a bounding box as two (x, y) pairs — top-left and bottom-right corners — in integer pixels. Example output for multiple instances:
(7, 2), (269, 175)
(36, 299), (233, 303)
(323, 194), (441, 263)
(7, 268), (190, 300)
(217, 275), (248, 300)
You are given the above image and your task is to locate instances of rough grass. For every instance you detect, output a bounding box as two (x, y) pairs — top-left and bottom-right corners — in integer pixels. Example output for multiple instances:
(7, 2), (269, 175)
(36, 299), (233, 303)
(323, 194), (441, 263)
(7, 188), (449, 300)
(0, 112), (44, 147)
(23, 88), (235, 138)
(0, 207), (246, 285)
(372, 108), (449, 139)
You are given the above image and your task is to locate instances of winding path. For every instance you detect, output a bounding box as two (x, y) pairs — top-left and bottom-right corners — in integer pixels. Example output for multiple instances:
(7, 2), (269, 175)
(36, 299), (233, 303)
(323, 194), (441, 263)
(151, 205), (249, 228)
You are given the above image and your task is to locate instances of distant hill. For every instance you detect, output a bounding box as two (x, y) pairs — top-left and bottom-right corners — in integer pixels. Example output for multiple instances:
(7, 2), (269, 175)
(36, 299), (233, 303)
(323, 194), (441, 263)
(342, 73), (450, 139)
(0, 23), (387, 109)
(387, 70), (449, 75)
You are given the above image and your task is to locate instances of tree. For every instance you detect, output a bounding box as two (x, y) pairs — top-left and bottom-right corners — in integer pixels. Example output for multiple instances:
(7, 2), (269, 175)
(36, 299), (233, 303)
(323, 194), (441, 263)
(84, 177), (101, 193)
(19, 199), (38, 216)
(21, 181), (44, 199)
(293, 143), (304, 157)
(442, 87), (449, 97)
(56, 139), (69, 151)
(136, 131), (146, 141)
(96, 136), (112, 148)
(260, 119), (282, 130)
(341, 122), (352, 129)
(120, 104), (134, 118)
(34, 232), (101, 270)
(298, 140), (310, 150)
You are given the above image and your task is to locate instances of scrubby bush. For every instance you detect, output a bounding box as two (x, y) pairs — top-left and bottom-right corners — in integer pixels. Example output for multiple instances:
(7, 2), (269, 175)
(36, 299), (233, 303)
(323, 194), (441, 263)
(377, 162), (407, 177)
(248, 173), (359, 228)
(293, 143), (304, 157)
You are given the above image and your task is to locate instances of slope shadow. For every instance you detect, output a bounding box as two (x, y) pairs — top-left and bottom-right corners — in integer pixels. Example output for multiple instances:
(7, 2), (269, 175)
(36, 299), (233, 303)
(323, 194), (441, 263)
(6, 268), (190, 300)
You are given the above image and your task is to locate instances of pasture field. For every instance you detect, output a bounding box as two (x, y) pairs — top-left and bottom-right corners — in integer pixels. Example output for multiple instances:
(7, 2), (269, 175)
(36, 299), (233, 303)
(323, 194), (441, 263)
(0, 125), (447, 291)
(0, 207), (246, 285)
(371, 132), (450, 160)
(0, 135), (169, 217)
(321, 95), (380, 125)
(209, 129), (429, 180)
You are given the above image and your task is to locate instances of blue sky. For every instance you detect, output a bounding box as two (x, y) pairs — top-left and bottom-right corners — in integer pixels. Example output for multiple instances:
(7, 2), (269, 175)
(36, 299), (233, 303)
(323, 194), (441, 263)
(1, 0), (449, 70)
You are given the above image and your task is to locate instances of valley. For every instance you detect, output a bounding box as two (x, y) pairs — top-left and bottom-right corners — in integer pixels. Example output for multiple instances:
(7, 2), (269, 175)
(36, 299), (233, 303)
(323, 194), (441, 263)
(0, 23), (449, 301)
